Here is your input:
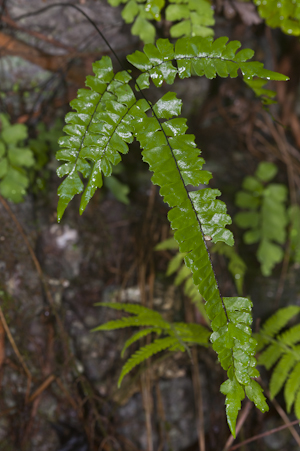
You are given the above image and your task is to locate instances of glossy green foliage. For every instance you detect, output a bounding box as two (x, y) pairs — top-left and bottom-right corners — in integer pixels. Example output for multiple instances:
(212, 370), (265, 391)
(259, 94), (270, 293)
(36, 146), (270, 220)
(107, 0), (214, 43)
(166, 0), (214, 38)
(55, 36), (288, 434)
(256, 306), (300, 417)
(254, 0), (300, 36)
(212, 296), (268, 435)
(93, 302), (210, 386)
(128, 36), (288, 104)
(56, 57), (135, 221)
(155, 236), (209, 323)
(0, 114), (35, 202)
(212, 242), (247, 295)
(235, 162), (288, 276)
(107, 0), (161, 43)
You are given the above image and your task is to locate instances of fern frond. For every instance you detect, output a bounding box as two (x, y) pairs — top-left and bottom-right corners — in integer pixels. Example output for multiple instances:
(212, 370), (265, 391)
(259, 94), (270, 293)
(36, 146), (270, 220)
(127, 37), (288, 102)
(235, 162), (289, 276)
(166, 0), (214, 38)
(56, 37), (289, 435)
(258, 343), (284, 369)
(254, 0), (300, 36)
(121, 327), (161, 357)
(0, 114), (35, 203)
(279, 324), (300, 346)
(92, 302), (168, 331)
(95, 302), (210, 384)
(108, 0), (214, 44)
(173, 322), (211, 344)
(118, 336), (182, 386)
(166, 252), (187, 275)
(92, 316), (167, 331)
(261, 305), (300, 337)
(257, 306), (300, 418)
(154, 236), (178, 250)
(56, 57), (137, 221)
(285, 362), (300, 413)
(269, 353), (296, 399)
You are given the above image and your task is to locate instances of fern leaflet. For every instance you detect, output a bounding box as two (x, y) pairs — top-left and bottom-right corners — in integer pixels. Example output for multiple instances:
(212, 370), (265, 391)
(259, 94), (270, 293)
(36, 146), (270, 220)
(254, 0), (300, 36)
(93, 302), (210, 386)
(235, 162), (288, 276)
(256, 306), (300, 417)
(0, 114), (35, 202)
(165, 0), (214, 38)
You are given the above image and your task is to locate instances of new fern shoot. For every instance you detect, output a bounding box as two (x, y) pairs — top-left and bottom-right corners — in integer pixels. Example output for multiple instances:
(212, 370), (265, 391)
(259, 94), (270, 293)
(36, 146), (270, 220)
(56, 36), (289, 436)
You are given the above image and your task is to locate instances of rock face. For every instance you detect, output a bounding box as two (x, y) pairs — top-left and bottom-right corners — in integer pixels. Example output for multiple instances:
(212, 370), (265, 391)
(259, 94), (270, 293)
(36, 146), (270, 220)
(0, 184), (210, 451)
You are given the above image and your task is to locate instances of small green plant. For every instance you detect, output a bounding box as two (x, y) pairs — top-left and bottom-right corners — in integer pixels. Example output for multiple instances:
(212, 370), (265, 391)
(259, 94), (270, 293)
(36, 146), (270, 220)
(93, 302), (211, 385)
(107, 0), (214, 43)
(254, 0), (300, 36)
(107, 0), (159, 43)
(234, 162), (288, 276)
(0, 114), (35, 202)
(256, 306), (300, 418)
(54, 35), (289, 436)
(165, 0), (214, 39)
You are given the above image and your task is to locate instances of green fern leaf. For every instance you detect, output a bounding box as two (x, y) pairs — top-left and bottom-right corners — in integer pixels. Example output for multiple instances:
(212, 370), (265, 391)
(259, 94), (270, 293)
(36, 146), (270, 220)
(166, 0), (214, 38)
(257, 306), (300, 419)
(235, 162), (288, 276)
(261, 306), (300, 337)
(285, 362), (300, 413)
(56, 37), (289, 434)
(258, 343), (284, 370)
(220, 370), (246, 438)
(0, 114), (35, 203)
(270, 353), (296, 399)
(107, 0), (158, 43)
(245, 379), (269, 413)
(254, 0), (300, 36)
(166, 252), (187, 275)
(295, 390), (300, 420)
(154, 236), (178, 250)
(92, 302), (168, 331)
(118, 336), (180, 386)
(128, 37), (288, 101)
(279, 324), (300, 346)
(121, 327), (161, 357)
(92, 316), (168, 331)
(173, 322), (211, 344)
(56, 57), (136, 221)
